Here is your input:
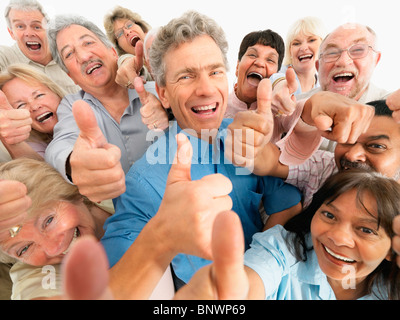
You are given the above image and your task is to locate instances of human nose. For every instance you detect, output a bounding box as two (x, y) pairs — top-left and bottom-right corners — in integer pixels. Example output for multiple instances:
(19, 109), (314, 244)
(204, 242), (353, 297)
(344, 143), (367, 163)
(327, 224), (355, 248)
(41, 233), (65, 257)
(334, 49), (353, 66)
(75, 47), (92, 64)
(195, 74), (217, 96)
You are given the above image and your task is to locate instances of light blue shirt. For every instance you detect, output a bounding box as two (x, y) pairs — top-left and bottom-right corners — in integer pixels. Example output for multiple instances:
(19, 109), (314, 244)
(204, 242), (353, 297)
(101, 119), (302, 283)
(244, 225), (387, 300)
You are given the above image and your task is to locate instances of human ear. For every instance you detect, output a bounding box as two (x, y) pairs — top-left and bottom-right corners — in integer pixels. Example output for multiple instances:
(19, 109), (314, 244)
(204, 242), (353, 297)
(155, 83), (171, 110)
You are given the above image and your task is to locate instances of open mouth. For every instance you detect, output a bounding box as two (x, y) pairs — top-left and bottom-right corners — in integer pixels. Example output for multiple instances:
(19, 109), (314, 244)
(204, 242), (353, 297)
(62, 228), (80, 255)
(247, 72), (264, 87)
(130, 36), (140, 47)
(26, 41), (41, 51)
(333, 72), (355, 83)
(191, 103), (218, 115)
(323, 244), (356, 263)
(298, 54), (313, 62)
(36, 112), (54, 124)
(86, 63), (102, 75)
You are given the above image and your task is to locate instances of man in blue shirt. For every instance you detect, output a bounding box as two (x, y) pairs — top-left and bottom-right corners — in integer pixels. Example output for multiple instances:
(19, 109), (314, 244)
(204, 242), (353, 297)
(101, 11), (302, 285)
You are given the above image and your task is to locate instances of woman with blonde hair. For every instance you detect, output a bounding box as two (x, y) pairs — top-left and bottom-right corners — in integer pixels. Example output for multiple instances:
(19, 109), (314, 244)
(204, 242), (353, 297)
(0, 63), (66, 159)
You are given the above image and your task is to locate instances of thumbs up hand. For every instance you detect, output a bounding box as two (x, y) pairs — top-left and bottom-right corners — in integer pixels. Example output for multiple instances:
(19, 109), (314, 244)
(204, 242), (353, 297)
(0, 91), (32, 145)
(271, 67), (298, 117)
(69, 100), (125, 202)
(225, 79), (274, 172)
(115, 40), (145, 89)
(135, 77), (169, 131)
(153, 133), (233, 260)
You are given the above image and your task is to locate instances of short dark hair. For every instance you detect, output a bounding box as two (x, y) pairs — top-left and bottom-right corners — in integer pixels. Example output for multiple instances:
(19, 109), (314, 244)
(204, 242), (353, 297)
(237, 30), (285, 71)
(367, 99), (393, 117)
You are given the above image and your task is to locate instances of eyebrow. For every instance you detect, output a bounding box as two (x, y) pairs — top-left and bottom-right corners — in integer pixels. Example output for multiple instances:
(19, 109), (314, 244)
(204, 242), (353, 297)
(323, 37), (369, 50)
(171, 63), (226, 80)
(59, 34), (97, 58)
(366, 134), (390, 141)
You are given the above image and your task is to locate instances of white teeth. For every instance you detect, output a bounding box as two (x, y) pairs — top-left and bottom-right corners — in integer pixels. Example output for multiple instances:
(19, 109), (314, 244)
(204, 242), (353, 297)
(87, 64), (102, 74)
(193, 104), (216, 111)
(36, 112), (52, 123)
(324, 245), (356, 263)
(27, 41), (39, 45)
(299, 54), (312, 60)
(62, 228), (79, 255)
(334, 73), (354, 78)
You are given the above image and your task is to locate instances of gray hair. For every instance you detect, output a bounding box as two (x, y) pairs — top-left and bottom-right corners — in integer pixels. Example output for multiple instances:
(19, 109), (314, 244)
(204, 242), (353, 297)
(149, 11), (229, 87)
(4, 0), (49, 29)
(47, 14), (114, 72)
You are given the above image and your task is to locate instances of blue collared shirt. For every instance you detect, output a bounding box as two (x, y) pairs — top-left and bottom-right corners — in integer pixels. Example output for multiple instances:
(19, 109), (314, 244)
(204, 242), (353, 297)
(244, 225), (387, 300)
(101, 119), (302, 283)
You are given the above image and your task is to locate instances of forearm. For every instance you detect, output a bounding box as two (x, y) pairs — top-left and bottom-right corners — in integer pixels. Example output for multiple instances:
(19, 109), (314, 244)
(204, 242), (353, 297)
(2, 140), (43, 161)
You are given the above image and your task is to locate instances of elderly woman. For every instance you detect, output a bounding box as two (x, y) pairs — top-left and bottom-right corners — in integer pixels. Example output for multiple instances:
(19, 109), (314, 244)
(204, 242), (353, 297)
(0, 158), (174, 300)
(0, 63), (65, 159)
(104, 6), (153, 82)
(271, 16), (327, 96)
(224, 29), (285, 118)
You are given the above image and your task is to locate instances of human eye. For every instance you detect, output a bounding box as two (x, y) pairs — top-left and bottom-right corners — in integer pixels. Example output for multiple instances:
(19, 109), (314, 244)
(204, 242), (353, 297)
(359, 226), (378, 236)
(366, 142), (387, 153)
(292, 41), (301, 46)
(350, 45), (366, 56)
(115, 30), (123, 39)
(16, 103), (27, 109)
(43, 216), (54, 229)
(17, 244), (32, 257)
(321, 210), (335, 220)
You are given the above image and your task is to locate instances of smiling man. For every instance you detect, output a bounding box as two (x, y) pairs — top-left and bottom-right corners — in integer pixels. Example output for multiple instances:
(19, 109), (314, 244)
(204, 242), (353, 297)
(0, 0), (79, 95)
(101, 11), (302, 287)
(44, 15), (168, 203)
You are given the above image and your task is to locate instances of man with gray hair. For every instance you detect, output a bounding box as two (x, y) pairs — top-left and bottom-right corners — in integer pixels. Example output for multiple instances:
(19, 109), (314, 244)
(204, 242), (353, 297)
(44, 14), (168, 203)
(101, 10), (302, 287)
(0, 0), (79, 94)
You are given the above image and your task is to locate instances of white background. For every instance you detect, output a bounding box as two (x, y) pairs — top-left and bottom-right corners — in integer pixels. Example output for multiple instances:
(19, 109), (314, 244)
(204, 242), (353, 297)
(0, 0), (398, 92)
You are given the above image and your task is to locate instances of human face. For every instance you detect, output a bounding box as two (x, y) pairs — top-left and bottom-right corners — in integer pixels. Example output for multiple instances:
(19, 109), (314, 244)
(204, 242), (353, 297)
(157, 35), (228, 139)
(290, 32), (321, 75)
(7, 9), (52, 66)
(2, 78), (60, 134)
(335, 116), (400, 182)
(235, 44), (279, 105)
(113, 18), (146, 56)
(311, 188), (391, 294)
(57, 24), (119, 93)
(316, 24), (381, 100)
(0, 201), (95, 266)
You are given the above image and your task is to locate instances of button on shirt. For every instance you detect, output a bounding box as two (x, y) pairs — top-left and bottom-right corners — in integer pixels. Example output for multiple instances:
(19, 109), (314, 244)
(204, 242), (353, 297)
(101, 119), (302, 284)
(45, 83), (156, 180)
(244, 225), (387, 300)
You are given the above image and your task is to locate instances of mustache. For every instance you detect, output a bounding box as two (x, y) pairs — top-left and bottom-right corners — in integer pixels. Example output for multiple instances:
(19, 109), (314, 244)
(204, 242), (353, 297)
(81, 59), (103, 74)
(339, 158), (373, 171)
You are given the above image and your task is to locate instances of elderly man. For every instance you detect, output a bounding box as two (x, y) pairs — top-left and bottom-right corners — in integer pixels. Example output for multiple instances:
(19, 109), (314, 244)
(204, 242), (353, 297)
(101, 11), (302, 287)
(1, 0), (79, 94)
(44, 15), (168, 202)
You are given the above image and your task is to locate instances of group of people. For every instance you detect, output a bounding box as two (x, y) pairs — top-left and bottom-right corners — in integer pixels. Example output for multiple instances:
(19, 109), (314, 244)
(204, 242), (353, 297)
(0, 0), (400, 301)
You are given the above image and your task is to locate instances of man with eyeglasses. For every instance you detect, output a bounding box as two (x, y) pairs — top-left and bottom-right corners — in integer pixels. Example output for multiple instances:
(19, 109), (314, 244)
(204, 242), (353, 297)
(227, 23), (398, 169)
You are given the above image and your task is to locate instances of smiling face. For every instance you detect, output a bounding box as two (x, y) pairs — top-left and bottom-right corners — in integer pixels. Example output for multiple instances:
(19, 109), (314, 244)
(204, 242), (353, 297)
(0, 200), (96, 266)
(113, 18), (146, 56)
(289, 32), (321, 75)
(311, 188), (392, 292)
(156, 35), (229, 138)
(334, 116), (400, 182)
(7, 9), (52, 66)
(2, 77), (60, 134)
(56, 24), (119, 93)
(235, 44), (279, 105)
(316, 24), (381, 100)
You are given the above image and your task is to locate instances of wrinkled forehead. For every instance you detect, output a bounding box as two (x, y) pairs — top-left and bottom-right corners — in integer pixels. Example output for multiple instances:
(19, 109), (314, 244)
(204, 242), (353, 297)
(321, 24), (375, 50)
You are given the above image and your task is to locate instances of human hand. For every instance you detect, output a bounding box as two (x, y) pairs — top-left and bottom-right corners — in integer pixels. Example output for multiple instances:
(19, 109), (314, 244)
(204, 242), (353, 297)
(0, 91), (32, 145)
(155, 133), (233, 260)
(302, 91), (375, 144)
(0, 180), (31, 240)
(115, 41), (145, 89)
(69, 100), (125, 202)
(225, 78), (274, 171)
(271, 67), (298, 117)
(135, 77), (169, 131)
(386, 89), (400, 123)
(174, 211), (248, 300)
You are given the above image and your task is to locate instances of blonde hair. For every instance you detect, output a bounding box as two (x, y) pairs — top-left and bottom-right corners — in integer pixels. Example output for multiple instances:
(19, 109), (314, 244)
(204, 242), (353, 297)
(0, 64), (66, 143)
(103, 6), (152, 56)
(0, 158), (92, 264)
(283, 16), (327, 66)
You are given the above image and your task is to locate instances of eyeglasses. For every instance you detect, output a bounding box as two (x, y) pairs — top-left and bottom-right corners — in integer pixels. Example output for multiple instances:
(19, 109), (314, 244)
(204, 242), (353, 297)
(114, 20), (136, 40)
(319, 44), (377, 63)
